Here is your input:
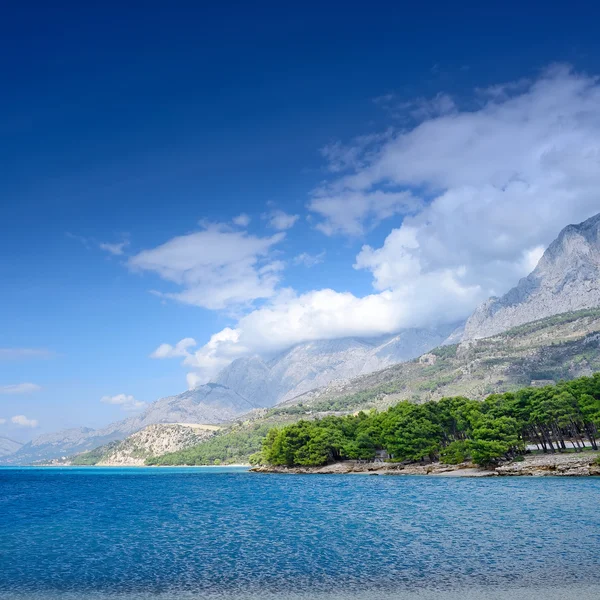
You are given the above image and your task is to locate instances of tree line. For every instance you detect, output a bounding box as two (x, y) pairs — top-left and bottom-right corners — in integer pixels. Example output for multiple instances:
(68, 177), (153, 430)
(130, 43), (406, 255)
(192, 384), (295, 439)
(257, 374), (600, 467)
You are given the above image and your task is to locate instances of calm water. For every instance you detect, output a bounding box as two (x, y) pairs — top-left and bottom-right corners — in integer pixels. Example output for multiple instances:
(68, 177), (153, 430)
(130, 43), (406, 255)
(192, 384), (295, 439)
(1, 467), (599, 600)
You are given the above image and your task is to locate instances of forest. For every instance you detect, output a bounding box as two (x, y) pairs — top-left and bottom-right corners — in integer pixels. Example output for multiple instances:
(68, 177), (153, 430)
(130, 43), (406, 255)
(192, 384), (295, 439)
(257, 374), (600, 467)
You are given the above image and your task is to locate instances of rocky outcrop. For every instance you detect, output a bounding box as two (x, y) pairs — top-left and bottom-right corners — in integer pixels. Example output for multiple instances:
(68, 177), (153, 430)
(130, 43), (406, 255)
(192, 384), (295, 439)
(495, 453), (600, 477)
(464, 213), (600, 340)
(252, 452), (600, 477)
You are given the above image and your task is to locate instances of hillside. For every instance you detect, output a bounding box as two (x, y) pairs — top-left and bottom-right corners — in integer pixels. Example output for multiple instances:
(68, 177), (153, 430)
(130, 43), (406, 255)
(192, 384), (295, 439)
(79, 424), (220, 466)
(150, 309), (600, 465)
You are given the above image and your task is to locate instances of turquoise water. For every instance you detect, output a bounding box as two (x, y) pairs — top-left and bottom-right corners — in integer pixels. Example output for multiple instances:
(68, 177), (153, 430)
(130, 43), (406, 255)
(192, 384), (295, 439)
(1, 467), (599, 600)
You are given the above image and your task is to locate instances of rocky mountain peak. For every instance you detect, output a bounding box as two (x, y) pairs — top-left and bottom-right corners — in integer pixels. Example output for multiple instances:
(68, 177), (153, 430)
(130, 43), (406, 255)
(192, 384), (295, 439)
(463, 212), (600, 340)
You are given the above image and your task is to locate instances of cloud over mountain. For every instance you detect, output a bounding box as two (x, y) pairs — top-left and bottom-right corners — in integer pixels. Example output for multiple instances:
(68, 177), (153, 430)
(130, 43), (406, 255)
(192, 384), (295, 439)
(151, 66), (600, 383)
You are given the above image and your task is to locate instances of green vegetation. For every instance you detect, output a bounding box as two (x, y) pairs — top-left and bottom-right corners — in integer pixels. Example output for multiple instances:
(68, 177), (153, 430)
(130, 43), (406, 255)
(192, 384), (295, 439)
(146, 423), (272, 465)
(258, 374), (600, 467)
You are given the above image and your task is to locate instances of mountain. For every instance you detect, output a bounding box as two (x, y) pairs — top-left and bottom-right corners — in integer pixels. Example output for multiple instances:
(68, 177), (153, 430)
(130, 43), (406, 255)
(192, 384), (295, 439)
(281, 308), (600, 415)
(463, 213), (600, 340)
(0, 436), (22, 457)
(213, 325), (459, 405)
(3, 326), (456, 465)
(2, 384), (255, 465)
(149, 308), (600, 466)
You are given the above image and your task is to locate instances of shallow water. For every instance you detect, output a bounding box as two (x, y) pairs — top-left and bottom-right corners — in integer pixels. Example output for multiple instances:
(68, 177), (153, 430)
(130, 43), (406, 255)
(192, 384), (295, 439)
(1, 467), (599, 599)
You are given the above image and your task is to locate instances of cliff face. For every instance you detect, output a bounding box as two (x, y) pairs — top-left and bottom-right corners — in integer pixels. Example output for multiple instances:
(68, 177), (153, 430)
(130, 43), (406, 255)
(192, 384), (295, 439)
(463, 213), (600, 340)
(95, 424), (219, 466)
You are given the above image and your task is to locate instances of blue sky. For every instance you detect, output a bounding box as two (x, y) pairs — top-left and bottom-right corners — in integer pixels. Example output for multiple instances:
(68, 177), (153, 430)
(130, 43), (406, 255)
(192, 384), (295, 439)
(3, 1), (600, 440)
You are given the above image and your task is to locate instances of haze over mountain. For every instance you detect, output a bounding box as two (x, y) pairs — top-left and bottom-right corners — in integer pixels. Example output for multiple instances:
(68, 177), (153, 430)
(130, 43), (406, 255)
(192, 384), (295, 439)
(213, 326), (458, 406)
(464, 213), (600, 340)
(0, 436), (22, 458)
(4, 384), (254, 464)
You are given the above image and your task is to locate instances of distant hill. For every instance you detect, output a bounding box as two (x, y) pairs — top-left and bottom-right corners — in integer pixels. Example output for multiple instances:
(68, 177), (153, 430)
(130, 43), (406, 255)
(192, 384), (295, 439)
(464, 213), (600, 340)
(64, 424), (220, 466)
(2, 384), (254, 465)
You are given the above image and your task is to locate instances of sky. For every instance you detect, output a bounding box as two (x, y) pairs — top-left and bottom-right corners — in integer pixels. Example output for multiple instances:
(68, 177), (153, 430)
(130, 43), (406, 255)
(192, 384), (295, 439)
(2, 1), (600, 441)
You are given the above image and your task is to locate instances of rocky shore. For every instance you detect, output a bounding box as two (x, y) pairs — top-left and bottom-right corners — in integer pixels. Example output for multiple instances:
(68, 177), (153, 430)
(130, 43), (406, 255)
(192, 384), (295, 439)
(251, 451), (600, 477)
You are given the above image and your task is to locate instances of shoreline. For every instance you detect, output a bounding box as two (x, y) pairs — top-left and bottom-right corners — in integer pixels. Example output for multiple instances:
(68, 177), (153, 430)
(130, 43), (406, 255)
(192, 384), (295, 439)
(251, 451), (600, 477)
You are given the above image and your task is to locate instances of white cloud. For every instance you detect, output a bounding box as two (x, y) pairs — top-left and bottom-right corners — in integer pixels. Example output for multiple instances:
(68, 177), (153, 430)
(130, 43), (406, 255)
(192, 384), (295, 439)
(128, 224), (285, 310)
(167, 328), (247, 384)
(99, 241), (129, 256)
(151, 65), (600, 385)
(309, 189), (422, 237)
(151, 338), (197, 359)
(265, 210), (299, 231)
(293, 252), (325, 268)
(159, 283), (481, 384)
(0, 348), (54, 360)
(100, 394), (146, 412)
(232, 213), (251, 227)
(11, 415), (38, 428)
(0, 383), (41, 395)
(310, 64), (600, 294)
(186, 372), (203, 390)
(0, 418), (6, 425)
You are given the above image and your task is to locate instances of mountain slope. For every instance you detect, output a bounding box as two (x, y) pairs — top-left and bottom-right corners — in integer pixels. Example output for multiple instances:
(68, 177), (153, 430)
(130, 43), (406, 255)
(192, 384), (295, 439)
(464, 213), (600, 340)
(150, 309), (600, 465)
(0, 436), (22, 457)
(213, 325), (458, 405)
(93, 424), (220, 466)
(276, 309), (600, 415)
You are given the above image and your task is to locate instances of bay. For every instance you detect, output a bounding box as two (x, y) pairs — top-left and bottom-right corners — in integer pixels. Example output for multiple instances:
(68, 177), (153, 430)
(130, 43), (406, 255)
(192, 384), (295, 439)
(1, 467), (599, 599)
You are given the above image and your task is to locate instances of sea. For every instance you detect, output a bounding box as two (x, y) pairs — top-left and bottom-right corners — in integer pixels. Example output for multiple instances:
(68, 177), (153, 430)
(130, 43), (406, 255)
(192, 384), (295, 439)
(1, 467), (599, 600)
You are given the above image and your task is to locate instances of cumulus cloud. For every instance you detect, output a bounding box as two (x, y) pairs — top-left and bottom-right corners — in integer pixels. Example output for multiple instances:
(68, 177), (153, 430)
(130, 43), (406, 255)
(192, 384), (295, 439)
(265, 210), (299, 231)
(153, 65), (600, 384)
(128, 224), (285, 310)
(232, 213), (251, 227)
(0, 383), (42, 395)
(101, 394), (146, 412)
(0, 348), (55, 360)
(11, 415), (38, 428)
(0, 418), (6, 425)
